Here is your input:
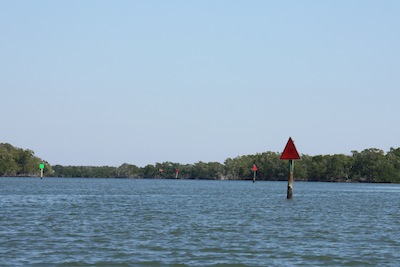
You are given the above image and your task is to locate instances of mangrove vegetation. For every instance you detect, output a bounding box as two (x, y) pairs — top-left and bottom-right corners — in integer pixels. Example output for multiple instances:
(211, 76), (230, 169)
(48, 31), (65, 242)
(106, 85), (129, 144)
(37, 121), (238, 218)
(1, 143), (400, 183)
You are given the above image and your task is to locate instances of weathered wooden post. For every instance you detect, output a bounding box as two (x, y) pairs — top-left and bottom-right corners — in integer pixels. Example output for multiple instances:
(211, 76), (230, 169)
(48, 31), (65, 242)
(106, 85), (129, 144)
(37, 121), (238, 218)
(287, 159), (294, 198)
(280, 137), (300, 199)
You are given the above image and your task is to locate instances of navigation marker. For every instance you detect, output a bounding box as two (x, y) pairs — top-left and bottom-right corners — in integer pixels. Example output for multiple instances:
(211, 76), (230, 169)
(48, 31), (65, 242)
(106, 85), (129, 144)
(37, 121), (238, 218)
(39, 163), (45, 179)
(280, 137), (301, 199)
(280, 137), (301, 160)
(252, 164), (258, 183)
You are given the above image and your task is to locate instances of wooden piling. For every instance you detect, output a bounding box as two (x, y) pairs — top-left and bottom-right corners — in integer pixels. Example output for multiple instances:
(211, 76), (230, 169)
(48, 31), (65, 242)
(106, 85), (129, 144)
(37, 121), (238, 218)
(287, 160), (294, 199)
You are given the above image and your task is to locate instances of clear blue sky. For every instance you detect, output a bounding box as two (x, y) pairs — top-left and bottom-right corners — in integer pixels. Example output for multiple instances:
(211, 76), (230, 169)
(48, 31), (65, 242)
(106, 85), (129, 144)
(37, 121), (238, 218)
(1, 1), (399, 166)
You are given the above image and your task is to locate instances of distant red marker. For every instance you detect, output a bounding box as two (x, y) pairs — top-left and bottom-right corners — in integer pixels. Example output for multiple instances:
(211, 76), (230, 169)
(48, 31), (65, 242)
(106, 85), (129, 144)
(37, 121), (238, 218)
(252, 164), (258, 171)
(252, 164), (258, 182)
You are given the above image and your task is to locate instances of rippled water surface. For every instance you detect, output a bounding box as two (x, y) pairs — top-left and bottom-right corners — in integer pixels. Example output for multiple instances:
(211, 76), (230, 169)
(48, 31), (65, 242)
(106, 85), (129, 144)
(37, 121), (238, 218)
(1, 178), (399, 266)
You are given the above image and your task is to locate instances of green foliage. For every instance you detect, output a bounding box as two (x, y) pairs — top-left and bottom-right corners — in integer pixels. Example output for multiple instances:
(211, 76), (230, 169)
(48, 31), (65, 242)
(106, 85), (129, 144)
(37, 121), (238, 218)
(0, 143), (53, 177)
(52, 165), (117, 178)
(2, 143), (400, 183)
(224, 152), (289, 181)
(386, 147), (400, 182)
(117, 163), (140, 178)
(350, 149), (399, 183)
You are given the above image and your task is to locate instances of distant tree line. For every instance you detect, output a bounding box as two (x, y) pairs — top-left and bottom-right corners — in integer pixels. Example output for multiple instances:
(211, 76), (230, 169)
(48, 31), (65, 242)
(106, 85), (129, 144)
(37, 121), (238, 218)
(0, 143), (53, 177)
(52, 147), (400, 183)
(52, 161), (225, 180)
(2, 143), (400, 183)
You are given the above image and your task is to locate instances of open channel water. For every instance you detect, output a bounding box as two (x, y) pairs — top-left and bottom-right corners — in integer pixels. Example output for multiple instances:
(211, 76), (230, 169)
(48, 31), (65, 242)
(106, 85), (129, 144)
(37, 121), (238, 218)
(1, 178), (399, 266)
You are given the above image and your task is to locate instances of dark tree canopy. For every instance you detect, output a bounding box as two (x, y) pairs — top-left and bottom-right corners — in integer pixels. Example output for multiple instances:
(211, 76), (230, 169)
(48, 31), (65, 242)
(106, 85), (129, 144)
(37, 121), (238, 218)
(0, 143), (53, 177)
(2, 143), (400, 183)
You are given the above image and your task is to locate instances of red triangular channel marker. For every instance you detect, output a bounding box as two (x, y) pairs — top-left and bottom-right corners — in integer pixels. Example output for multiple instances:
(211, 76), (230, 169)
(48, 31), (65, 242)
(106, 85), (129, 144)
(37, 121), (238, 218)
(252, 164), (258, 171)
(280, 137), (301, 160)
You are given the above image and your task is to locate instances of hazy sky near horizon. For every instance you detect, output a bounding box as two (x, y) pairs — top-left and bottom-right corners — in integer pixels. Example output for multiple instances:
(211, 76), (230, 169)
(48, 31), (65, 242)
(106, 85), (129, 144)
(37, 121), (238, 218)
(1, 1), (399, 166)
